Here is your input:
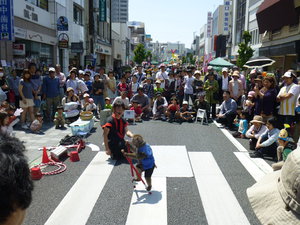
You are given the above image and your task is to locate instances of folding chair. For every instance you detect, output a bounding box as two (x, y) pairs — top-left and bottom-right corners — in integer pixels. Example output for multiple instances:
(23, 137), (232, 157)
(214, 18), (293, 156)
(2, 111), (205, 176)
(124, 110), (135, 124)
(195, 109), (207, 125)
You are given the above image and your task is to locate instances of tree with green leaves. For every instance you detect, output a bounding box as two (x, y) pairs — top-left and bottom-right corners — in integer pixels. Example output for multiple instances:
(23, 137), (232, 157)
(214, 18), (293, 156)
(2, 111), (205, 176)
(145, 50), (152, 62)
(133, 43), (146, 65)
(181, 56), (187, 64)
(236, 31), (254, 69)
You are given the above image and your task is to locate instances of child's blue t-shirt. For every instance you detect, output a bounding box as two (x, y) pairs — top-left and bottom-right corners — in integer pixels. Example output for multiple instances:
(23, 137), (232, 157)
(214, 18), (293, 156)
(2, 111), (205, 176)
(138, 144), (155, 170)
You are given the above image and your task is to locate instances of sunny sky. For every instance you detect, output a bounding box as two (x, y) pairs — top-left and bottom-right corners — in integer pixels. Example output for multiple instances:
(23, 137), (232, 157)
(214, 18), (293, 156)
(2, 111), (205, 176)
(129, 0), (224, 48)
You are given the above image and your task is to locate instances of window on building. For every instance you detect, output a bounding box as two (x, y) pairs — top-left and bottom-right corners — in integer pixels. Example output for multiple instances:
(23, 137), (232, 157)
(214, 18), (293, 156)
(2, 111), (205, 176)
(235, 0), (246, 44)
(25, 0), (48, 11)
(73, 4), (83, 25)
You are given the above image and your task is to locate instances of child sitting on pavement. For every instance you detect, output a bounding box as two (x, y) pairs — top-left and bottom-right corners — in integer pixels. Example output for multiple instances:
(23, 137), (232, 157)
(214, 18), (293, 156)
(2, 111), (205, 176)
(193, 92), (209, 122)
(130, 100), (142, 122)
(166, 98), (180, 123)
(30, 113), (43, 134)
(179, 101), (195, 123)
(272, 128), (297, 171)
(54, 106), (66, 129)
(121, 134), (155, 191)
(233, 111), (248, 138)
(0, 111), (12, 136)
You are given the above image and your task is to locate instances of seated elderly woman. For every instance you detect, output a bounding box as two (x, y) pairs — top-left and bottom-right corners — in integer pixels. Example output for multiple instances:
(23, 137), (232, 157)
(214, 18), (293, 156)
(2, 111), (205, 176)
(246, 115), (268, 150)
(61, 87), (80, 123)
(249, 117), (281, 160)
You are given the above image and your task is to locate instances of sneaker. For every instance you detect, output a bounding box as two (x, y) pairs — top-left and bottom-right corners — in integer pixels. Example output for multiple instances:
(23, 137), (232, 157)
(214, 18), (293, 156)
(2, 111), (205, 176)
(249, 152), (263, 158)
(21, 124), (28, 129)
(55, 125), (59, 129)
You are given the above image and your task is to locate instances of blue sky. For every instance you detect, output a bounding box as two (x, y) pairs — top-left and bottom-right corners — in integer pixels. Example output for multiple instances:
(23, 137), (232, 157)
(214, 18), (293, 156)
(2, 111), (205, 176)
(129, 0), (224, 48)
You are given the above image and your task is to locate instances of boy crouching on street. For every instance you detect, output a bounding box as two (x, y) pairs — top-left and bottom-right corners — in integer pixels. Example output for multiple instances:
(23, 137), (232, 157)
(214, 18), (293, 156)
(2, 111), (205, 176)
(122, 134), (155, 191)
(54, 106), (66, 129)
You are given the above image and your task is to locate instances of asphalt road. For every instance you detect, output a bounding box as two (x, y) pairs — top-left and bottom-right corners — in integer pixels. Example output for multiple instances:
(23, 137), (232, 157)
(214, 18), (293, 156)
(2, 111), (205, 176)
(22, 120), (263, 225)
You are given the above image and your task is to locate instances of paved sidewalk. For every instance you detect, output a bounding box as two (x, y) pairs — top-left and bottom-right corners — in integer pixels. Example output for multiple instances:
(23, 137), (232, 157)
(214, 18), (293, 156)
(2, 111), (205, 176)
(14, 123), (72, 164)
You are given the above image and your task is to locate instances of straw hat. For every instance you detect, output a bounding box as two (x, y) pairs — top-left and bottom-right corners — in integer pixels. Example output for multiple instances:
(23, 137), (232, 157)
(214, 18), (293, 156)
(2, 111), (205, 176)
(250, 115), (264, 124)
(247, 150), (300, 225)
(232, 71), (240, 77)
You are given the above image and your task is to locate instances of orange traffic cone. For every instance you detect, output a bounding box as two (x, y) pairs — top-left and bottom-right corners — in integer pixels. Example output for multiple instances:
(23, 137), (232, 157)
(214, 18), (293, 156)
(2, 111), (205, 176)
(42, 147), (50, 163)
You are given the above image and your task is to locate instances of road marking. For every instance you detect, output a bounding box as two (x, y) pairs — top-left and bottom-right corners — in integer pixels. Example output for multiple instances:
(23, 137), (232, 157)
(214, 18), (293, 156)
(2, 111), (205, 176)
(234, 152), (272, 182)
(189, 152), (251, 225)
(44, 152), (115, 225)
(151, 145), (193, 177)
(213, 120), (272, 177)
(213, 121), (248, 152)
(125, 177), (167, 225)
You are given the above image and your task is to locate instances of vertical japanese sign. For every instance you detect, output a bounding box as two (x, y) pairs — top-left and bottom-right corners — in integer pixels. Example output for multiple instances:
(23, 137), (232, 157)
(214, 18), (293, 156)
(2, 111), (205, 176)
(0, 0), (14, 41)
(207, 12), (212, 38)
(223, 1), (230, 34)
(99, 0), (106, 22)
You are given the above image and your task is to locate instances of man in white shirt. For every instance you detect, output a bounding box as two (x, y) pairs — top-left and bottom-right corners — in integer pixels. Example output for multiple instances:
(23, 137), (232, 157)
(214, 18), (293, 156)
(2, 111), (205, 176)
(112, 91), (129, 109)
(277, 71), (300, 125)
(156, 64), (169, 89)
(134, 65), (146, 84)
(218, 67), (231, 104)
(183, 69), (195, 103)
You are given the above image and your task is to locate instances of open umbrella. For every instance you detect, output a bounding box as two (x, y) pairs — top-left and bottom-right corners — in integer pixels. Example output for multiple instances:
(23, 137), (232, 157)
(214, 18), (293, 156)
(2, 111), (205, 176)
(208, 57), (233, 67)
(244, 56), (275, 68)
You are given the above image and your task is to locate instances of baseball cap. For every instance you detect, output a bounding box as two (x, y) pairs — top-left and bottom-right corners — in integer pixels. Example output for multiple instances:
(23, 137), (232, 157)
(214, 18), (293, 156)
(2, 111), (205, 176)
(49, 67), (55, 72)
(83, 93), (90, 98)
(207, 66), (213, 70)
(78, 70), (84, 74)
(222, 67), (228, 72)
(282, 71), (295, 78)
(182, 101), (188, 105)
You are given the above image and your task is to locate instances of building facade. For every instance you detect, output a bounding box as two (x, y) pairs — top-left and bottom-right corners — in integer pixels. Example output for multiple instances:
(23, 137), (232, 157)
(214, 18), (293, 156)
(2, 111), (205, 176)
(111, 0), (128, 23)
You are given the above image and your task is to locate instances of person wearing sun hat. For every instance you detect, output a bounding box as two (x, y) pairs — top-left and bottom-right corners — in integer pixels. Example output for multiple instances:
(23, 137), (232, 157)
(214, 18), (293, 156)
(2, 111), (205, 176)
(155, 63), (169, 89)
(247, 149), (300, 225)
(228, 71), (244, 105)
(246, 115), (268, 150)
(272, 128), (297, 171)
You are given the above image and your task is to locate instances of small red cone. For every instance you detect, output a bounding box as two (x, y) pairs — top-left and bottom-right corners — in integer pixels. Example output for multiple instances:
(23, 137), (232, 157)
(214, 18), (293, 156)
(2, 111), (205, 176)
(31, 167), (43, 180)
(70, 151), (80, 162)
(42, 147), (50, 163)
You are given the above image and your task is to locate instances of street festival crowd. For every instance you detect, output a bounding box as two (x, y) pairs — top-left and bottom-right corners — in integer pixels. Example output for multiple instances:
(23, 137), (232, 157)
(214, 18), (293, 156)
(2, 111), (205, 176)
(1, 61), (300, 224)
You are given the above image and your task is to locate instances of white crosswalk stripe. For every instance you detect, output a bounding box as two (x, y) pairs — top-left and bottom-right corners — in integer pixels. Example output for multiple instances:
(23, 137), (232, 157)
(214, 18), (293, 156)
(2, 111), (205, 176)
(41, 145), (269, 225)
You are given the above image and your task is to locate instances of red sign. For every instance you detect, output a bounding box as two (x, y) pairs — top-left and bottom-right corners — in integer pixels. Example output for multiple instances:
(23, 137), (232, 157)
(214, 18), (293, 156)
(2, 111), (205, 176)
(13, 44), (26, 56)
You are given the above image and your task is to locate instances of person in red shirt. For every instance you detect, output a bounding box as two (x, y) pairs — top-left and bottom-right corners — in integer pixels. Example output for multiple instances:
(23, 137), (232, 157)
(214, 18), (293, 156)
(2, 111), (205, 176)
(166, 98), (180, 123)
(130, 100), (142, 122)
(117, 76), (129, 96)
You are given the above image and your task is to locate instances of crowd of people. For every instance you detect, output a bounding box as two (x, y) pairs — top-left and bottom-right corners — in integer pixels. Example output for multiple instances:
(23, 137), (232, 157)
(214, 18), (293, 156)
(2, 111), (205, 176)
(0, 62), (300, 165)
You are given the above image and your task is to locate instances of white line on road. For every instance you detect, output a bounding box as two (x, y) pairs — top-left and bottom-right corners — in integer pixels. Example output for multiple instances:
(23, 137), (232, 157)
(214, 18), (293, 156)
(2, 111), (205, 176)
(213, 121), (248, 152)
(189, 152), (251, 225)
(44, 152), (115, 225)
(125, 177), (167, 225)
(151, 145), (193, 177)
(234, 152), (273, 182)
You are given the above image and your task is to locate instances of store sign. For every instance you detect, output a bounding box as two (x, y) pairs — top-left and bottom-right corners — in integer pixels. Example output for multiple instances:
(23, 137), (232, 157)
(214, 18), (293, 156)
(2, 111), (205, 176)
(0, 0), (14, 41)
(57, 16), (68, 31)
(13, 43), (25, 55)
(58, 33), (69, 48)
(95, 43), (111, 55)
(71, 42), (83, 53)
(99, 0), (106, 22)
(223, 1), (230, 34)
(207, 12), (212, 38)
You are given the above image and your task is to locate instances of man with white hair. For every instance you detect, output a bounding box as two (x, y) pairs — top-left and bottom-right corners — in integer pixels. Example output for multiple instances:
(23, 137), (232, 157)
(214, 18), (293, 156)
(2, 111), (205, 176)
(155, 64), (169, 89)
(218, 67), (231, 103)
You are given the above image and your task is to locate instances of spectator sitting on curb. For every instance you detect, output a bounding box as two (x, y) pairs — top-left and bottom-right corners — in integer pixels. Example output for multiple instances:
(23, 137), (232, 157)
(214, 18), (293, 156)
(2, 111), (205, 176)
(246, 115), (268, 150)
(0, 136), (33, 225)
(272, 128), (297, 171)
(216, 91), (237, 128)
(249, 117), (281, 160)
(113, 91), (129, 109)
(179, 101), (195, 123)
(152, 92), (168, 120)
(232, 111), (248, 138)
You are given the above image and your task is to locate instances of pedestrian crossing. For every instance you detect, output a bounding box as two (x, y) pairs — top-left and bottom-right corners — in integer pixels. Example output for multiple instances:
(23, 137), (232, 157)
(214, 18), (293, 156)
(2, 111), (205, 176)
(39, 145), (271, 225)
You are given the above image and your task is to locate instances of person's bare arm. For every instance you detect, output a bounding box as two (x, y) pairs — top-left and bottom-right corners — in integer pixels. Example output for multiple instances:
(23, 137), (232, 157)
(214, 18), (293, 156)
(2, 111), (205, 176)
(103, 127), (111, 155)
(125, 127), (133, 138)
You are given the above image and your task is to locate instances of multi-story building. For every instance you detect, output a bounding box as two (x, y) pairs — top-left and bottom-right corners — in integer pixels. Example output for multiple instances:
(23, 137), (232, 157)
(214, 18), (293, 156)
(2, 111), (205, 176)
(111, 0), (128, 23)
(128, 21), (145, 45)
(151, 42), (186, 62)
(257, 0), (300, 72)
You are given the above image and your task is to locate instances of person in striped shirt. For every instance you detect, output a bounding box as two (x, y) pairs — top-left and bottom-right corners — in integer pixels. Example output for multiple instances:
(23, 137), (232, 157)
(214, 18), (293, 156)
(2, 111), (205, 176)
(277, 71), (300, 126)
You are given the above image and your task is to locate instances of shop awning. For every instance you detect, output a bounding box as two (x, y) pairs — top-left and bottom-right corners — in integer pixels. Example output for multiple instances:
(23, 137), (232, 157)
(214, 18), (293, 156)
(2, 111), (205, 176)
(256, 0), (299, 34)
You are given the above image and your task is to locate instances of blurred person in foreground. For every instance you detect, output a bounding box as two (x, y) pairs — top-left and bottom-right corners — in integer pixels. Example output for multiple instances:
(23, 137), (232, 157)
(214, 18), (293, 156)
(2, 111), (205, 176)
(0, 136), (33, 225)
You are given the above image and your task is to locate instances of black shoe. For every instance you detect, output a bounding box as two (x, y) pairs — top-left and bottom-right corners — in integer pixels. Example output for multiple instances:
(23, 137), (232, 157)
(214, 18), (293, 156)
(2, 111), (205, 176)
(249, 152), (263, 158)
(55, 125), (59, 129)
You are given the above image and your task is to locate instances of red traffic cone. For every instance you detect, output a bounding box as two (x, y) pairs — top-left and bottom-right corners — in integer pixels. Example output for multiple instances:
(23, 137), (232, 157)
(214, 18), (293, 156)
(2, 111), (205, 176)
(42, 147), (50, 163)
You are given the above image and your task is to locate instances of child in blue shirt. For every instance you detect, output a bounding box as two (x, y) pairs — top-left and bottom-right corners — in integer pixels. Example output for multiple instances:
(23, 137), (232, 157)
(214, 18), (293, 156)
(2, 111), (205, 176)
(233, 111), (248, 138)
(122, 134), (155, 191)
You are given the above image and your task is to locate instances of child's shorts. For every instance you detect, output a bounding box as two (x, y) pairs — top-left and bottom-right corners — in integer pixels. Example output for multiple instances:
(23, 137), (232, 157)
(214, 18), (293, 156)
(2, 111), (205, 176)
(136, 164), (155, 178)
